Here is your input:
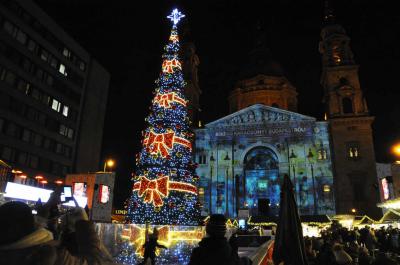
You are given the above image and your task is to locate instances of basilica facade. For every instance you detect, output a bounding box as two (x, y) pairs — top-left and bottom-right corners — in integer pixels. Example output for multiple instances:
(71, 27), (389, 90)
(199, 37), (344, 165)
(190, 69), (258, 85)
(189, 9), (381, 218)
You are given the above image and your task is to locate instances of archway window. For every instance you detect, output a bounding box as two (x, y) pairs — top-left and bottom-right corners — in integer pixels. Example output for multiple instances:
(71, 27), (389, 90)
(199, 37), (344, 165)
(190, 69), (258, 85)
(342, 97), (353, 114)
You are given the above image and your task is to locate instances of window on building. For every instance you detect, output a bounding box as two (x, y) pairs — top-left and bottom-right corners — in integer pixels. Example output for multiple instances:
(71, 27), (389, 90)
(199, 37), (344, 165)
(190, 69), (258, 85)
(40, 49), (48, 62)
(52, 99), (61, 112)
(36, 68), (44, 80)
(62, 105), (69, 117)
(22, 129), (31, 142)
(46, 75), (53, 86)
(59, 64), (67, 76)
(27, 39), (37, 52)
(16, 79), (28, 93)
(6, 123), (18, 137)
(33, 134), (42, 147)
(38, 113), (46, 125)
(63, 48), (71, 59)
(59, 124), (67, 136)
(31, 88), (41, 100)
(1, 146), (15, 161)
(56, 143), (62, 154)
(79, 61), (86, 71)
(64, 146), (71, 157)
(317, 149), (327, 160)
(29, 155), (38, 169)
(347, 142), (360, 160)
(342, 97), (353, 114)
(22, 59), (32, 72)
(43, 138), (51, 150)
(67, 128), (74, 139)
(3, 20), (16, 37)
(16, 30), (27, 45)
(17, 152), (27, 165)
(4, 71), (16, 86)
(41, 94), (50, 105)
(50, 57), (58, 69)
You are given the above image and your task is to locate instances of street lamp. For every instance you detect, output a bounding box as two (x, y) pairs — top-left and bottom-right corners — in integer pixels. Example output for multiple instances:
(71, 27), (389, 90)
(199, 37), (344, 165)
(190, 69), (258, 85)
(307, 148), (318, 215)
(224, 152), (230, 215)
(209, 152), (215, 214)
(104, 159), (115, 172)
(392, 143), (400, 163)
(289, 149), (297, 196)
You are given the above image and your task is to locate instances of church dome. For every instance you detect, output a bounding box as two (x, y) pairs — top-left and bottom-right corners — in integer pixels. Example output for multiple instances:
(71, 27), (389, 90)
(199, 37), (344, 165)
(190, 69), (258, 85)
(238, 46), (285, 79)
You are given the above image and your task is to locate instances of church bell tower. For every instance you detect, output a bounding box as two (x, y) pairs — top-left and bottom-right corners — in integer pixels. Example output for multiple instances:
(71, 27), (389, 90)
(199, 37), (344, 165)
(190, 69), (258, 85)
(319, 2), (381, 218)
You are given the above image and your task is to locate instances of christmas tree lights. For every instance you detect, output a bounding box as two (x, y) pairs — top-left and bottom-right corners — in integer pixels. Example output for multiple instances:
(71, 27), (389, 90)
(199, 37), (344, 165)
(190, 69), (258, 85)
(127, 9), (200, 225)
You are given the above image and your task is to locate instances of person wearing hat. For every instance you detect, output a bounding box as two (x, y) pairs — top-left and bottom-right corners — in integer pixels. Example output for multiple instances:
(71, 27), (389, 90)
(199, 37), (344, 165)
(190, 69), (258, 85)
(188, 214), (243, 265)
(0, 190), (112, 265)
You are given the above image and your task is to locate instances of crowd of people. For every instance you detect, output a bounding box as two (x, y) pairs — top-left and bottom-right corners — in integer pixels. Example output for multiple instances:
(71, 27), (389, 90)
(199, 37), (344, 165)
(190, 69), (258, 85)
(7, 193), (400, 265)
(304, 222), (400, 265)
(0, 189), (113, 265)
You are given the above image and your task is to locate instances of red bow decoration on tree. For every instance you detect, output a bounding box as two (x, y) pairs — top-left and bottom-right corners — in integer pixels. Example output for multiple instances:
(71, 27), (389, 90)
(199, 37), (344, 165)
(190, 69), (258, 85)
(162, 58), (182, 73)
(133, 175), (198, 207)
(153, 92), (186, 108)
(143, 130), (191, 158)
(137, 176), (169, 207)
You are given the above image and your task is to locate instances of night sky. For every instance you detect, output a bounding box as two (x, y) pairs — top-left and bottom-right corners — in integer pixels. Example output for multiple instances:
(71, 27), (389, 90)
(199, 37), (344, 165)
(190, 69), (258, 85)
(35, 0), (400, 208)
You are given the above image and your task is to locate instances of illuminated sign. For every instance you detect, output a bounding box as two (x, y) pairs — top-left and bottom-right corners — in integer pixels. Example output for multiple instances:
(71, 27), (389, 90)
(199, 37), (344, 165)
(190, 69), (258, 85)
(4, 182), (52, 202)
(114, 209), (128, 215)
(381, 178), (390, 200)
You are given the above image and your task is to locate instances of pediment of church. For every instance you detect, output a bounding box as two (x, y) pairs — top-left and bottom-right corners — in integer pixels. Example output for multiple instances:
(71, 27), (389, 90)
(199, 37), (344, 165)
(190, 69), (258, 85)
(205, 104), (316, 128)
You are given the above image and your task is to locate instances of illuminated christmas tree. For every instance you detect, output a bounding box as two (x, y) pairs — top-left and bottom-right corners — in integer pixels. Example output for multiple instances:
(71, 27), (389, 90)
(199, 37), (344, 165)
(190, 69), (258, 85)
(127, 9), (200, 225)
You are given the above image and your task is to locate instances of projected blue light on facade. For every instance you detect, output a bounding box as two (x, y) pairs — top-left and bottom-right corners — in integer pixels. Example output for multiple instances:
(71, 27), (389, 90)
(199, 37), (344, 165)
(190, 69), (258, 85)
(194, 104), (335, 217)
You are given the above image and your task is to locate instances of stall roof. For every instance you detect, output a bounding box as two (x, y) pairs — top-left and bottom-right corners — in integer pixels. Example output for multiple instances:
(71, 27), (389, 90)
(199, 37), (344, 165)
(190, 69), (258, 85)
(377, 209), (400, 224)
(300, 215), (331, 224)
(354, 215), (375, 225)
(0, 159), (11, 168)
(248, 215), (278, 226)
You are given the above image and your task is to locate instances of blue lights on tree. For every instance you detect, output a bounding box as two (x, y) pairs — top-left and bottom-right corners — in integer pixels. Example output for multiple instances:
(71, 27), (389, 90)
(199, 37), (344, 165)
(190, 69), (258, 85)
(127, 9), (200, 225)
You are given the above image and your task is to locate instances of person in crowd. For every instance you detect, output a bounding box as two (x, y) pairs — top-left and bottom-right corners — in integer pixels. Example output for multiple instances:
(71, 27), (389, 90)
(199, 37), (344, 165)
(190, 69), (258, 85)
(304, 238), (317, 265)
(229, 231), (239, 256)
(140, 228), (167, 265)
(0, 189), (113, 265)
(332, 243), (353, 265)
(358, 245), (373, 265)
(188, 214), (251, 265)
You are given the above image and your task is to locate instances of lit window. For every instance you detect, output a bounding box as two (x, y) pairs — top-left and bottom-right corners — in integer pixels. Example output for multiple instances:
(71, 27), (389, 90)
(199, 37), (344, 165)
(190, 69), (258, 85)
(52, 99), (61, 112)
(67, 128), (74, 139)
(317, 149), (327, 160)
(59, 124), (67, 136)
(59, 64), (67, 76)
(63, 48), (71, 59)
(62, 105), (69, 117)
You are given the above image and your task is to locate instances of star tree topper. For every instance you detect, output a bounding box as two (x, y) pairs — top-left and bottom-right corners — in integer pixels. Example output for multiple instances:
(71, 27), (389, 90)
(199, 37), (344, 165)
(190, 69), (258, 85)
(167, 8), (185, 25)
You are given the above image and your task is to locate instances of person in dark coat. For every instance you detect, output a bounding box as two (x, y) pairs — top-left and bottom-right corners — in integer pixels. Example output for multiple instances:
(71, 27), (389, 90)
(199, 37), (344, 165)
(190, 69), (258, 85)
(229, 231), (239, 256)
(0, 194), (112, 265)
(140, 228), (167, 265)
(188, 214), (242, 265)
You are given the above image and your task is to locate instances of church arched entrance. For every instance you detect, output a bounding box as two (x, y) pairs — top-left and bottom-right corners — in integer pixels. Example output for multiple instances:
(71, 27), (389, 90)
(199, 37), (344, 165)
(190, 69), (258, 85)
(241, 146), (280, 215)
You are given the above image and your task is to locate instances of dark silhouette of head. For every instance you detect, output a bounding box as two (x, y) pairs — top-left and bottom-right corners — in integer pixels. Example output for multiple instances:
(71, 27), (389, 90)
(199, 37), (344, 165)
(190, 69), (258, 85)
(0, 201), (35, 245)
(206, 214), (227, 238)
